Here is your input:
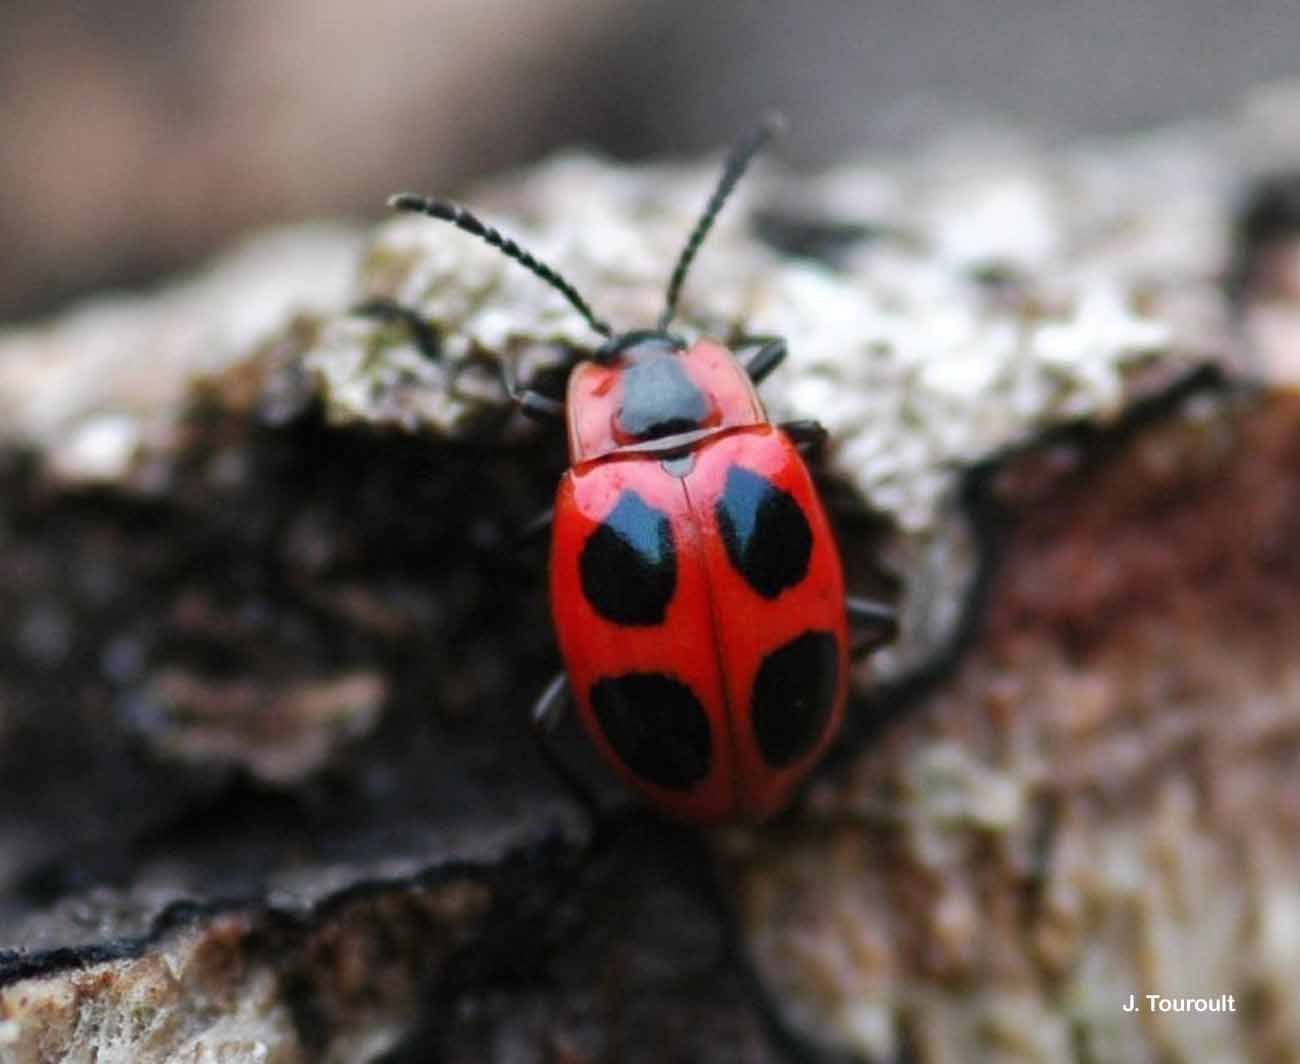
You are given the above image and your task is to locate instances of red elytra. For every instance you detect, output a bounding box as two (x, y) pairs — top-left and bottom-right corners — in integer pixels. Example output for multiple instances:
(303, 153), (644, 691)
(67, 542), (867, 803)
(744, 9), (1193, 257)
(550, 339), (848, 822)
(384, 117), (891, 824)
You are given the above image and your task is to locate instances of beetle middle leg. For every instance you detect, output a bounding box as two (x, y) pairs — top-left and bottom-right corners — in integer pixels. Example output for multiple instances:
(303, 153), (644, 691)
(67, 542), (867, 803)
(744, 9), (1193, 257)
(775, 414), (899, 657)
(530, 672), (602, 824)
(779, 418), (828, 460)
(848, 595), (897, 658)
(515, 506), (554, 549)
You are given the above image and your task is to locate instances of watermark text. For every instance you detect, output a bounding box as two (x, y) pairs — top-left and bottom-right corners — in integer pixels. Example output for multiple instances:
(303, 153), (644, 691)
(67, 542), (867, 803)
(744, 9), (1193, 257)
(1123, 994), (1235, 1013)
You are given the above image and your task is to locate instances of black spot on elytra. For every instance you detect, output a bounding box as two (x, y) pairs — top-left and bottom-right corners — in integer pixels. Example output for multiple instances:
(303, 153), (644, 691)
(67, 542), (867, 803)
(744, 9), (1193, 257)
(580, 491), (676, 625)
(715, 466), (812, 598)
(751, 630), (840, 768)
(617, 354), (710, 440)
(591, 673), (712, 791)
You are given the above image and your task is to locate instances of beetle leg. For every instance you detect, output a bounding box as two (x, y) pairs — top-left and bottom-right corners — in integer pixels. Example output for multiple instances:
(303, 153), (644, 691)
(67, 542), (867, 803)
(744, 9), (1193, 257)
(352, 297), (443, 363)
(848, 595), (897, 657)
(530, 672), (601, 822)
(530, 671), (568, 730)
(517, 390), (565, 423)
(497, 355), (567, 424)
(357, 300), (570, 424)
(735, 334), (787, 384)
(779, 418), (828, 459)
(515, 506), (553, 548)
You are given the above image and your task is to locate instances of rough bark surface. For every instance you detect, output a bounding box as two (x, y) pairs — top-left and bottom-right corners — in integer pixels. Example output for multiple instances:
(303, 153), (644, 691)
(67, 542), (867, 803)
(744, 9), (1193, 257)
(2, 86), (1300, 1062)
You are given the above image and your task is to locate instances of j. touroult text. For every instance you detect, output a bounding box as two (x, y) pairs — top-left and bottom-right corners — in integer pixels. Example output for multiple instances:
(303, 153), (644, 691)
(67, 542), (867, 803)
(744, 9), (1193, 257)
(1123, 994), (1236, 1013)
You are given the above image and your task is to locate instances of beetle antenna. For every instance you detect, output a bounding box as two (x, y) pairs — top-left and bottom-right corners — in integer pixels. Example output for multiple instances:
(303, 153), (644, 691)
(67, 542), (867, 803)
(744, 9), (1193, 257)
(658, 113), (785, 331)
(388, 194), (614, 339)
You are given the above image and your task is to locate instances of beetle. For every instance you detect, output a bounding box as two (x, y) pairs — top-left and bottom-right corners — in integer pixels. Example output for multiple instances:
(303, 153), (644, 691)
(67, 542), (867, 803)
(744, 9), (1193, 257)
(369, 118), (895, 822)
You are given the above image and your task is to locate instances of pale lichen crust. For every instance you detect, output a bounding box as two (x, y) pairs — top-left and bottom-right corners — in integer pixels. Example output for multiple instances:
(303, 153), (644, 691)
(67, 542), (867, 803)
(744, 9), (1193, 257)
(0, 225), (364, 485)
(303, 85), (1300, 539)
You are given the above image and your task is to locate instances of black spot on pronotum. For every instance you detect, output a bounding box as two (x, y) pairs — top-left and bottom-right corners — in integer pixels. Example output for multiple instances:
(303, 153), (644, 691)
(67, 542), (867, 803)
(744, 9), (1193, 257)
(591, 673), (712, 791)
(751, 630), (839, 768)
(580, 491), (676, 625)
(617, 353), (710, 440)
(715, 466), (812, 598)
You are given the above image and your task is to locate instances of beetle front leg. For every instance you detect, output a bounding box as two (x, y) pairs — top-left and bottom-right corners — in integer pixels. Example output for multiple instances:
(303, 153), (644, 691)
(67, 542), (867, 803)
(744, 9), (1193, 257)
(358, 300), (571, 426)
(734, 334), (787, 384)
(352, 297), (443, 364)
(516, 390), (565, 423)
(497, 354), (568, 424)
(355, 299), (568, 437)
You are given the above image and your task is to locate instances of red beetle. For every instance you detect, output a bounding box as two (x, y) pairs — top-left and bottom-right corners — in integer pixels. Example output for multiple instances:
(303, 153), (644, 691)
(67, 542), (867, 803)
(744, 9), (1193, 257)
(379, 119), (894, 822)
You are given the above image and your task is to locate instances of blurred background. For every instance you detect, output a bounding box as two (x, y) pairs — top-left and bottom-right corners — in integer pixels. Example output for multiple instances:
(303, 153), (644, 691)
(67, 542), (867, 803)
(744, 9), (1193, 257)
(2, 0), (1300, 322)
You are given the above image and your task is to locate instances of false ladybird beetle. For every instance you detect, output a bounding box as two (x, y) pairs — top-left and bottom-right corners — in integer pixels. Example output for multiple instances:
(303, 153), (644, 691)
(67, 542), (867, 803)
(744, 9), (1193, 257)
(376, 118), (895, 823)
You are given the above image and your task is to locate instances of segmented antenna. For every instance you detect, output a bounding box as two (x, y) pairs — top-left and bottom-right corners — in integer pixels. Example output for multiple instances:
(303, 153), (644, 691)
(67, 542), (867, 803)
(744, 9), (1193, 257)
(658, 113), (786, 331)
(388, 194), (613, 339)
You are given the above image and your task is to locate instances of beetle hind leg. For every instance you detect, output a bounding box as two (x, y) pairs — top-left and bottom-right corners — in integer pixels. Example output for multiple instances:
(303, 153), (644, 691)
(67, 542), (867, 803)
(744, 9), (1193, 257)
(779, 418), (829, 460)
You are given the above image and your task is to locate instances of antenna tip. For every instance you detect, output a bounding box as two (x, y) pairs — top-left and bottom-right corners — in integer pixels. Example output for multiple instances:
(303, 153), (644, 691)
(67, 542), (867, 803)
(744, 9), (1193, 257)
(761, 111), (789, 138)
